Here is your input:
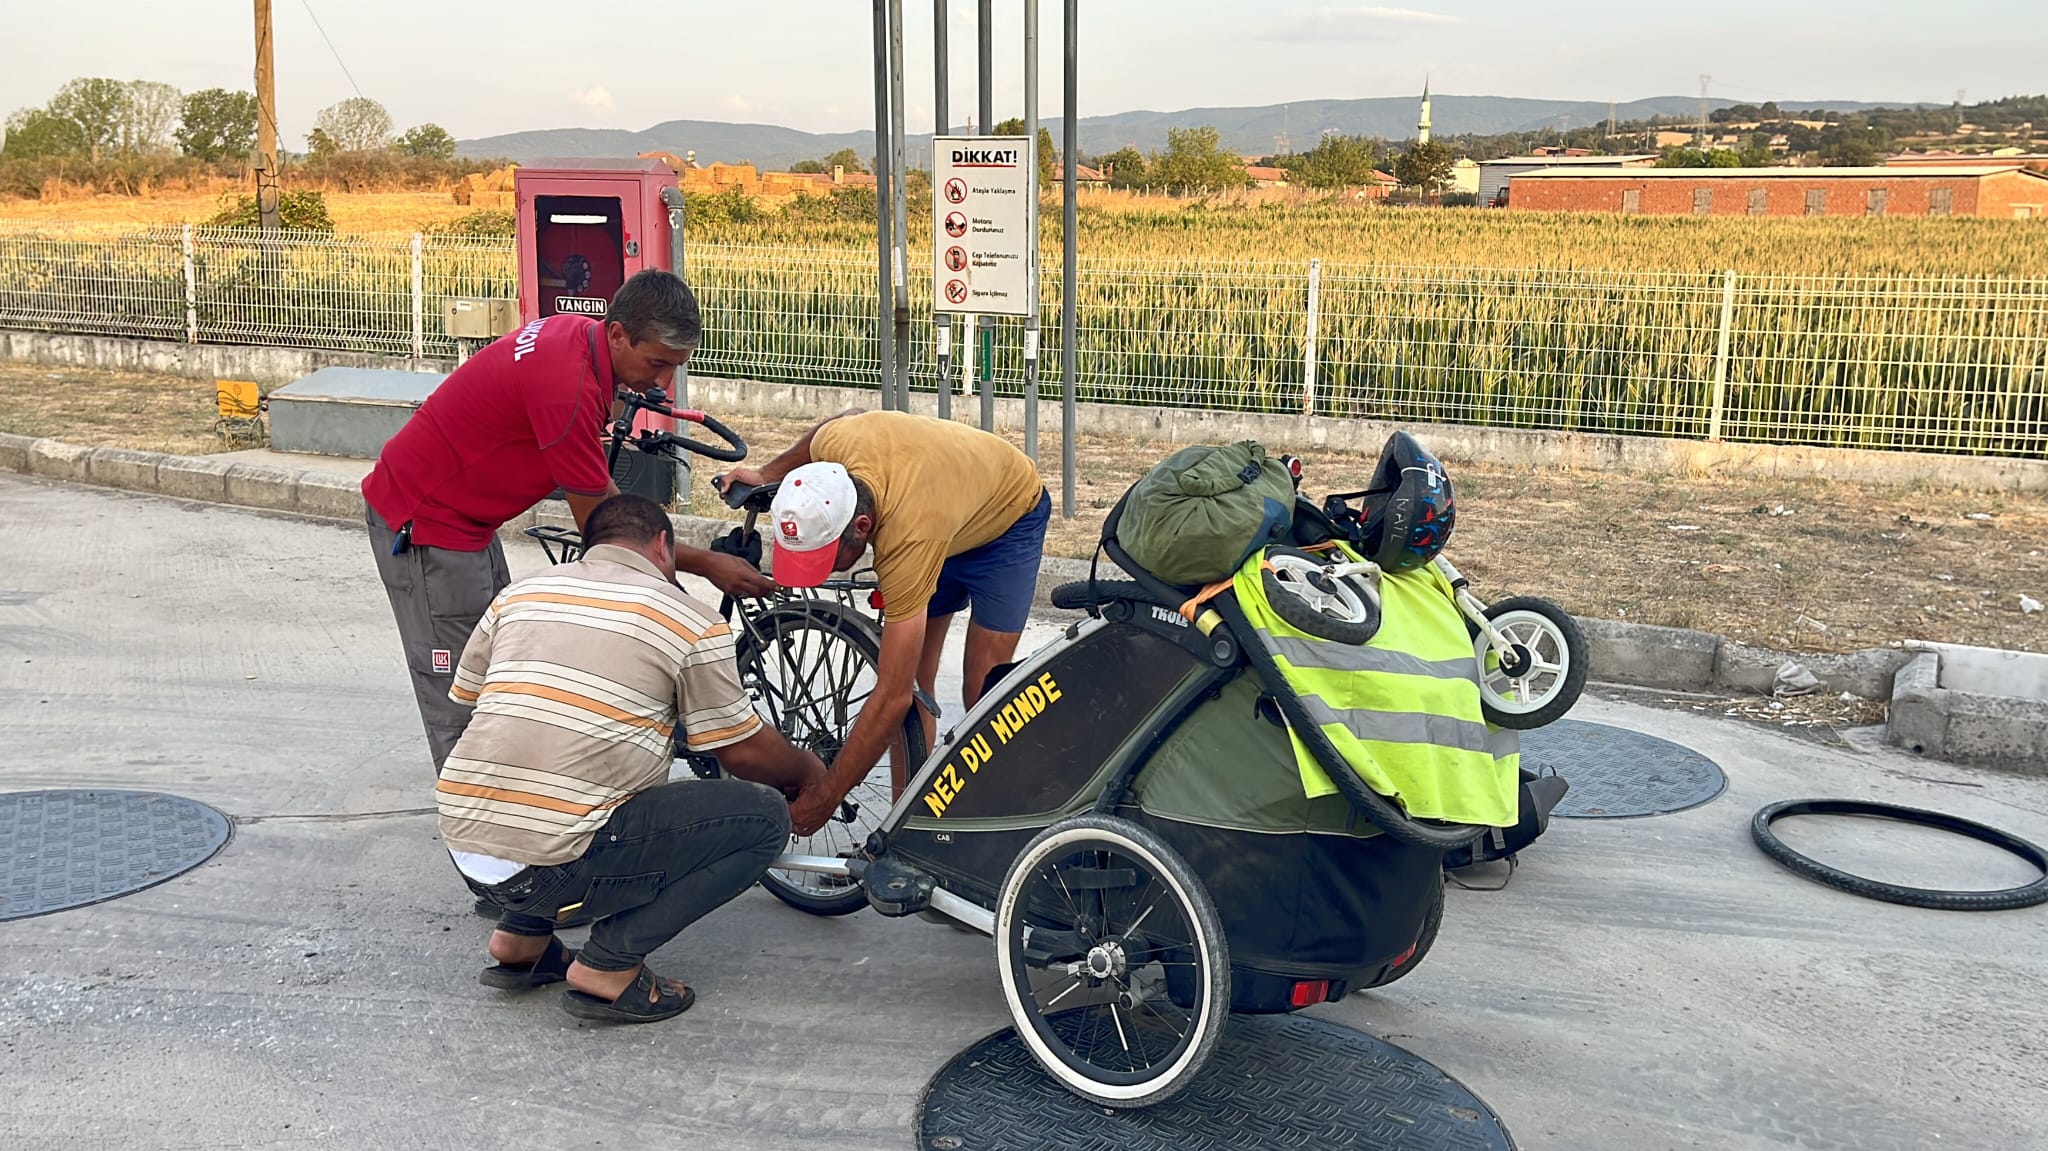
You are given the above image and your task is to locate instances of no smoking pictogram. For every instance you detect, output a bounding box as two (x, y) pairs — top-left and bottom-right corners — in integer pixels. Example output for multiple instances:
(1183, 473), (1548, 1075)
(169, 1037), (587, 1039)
(944, 178), (968, 204)
(945, 279), (969, 304)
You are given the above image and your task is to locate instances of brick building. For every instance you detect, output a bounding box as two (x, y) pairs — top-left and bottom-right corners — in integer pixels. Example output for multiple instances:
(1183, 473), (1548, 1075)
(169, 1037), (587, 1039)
(1505, 166), (2048, 219)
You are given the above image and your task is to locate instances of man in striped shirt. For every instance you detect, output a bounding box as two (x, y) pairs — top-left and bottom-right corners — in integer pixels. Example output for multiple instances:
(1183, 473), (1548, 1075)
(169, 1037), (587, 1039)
(440, 494), (827, 1023)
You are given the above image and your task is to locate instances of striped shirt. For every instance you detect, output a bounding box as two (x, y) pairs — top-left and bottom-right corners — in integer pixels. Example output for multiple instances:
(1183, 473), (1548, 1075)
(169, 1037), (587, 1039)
(436, 544), (763, 866)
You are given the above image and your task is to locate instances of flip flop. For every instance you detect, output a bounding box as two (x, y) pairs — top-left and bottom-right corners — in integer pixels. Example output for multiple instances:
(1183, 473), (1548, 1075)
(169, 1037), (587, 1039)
(478, 936), (577, 991)
(559, 966), (696, 1024)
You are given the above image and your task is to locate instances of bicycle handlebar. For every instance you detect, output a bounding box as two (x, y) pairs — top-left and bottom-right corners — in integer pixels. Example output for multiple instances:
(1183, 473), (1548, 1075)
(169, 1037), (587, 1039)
(606, 387), (749, 468)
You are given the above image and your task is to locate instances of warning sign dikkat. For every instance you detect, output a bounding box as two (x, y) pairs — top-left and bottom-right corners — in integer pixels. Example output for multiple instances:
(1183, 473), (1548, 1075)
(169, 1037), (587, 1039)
(930, 135), (1036, 317)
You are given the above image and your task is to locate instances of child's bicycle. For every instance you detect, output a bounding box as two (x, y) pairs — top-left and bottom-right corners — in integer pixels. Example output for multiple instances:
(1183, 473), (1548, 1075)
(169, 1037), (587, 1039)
(1253, 453), (1588, 731)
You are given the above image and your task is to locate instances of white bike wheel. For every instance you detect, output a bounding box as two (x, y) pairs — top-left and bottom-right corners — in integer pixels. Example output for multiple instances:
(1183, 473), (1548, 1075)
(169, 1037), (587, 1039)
(1475, 599), (1587, 729)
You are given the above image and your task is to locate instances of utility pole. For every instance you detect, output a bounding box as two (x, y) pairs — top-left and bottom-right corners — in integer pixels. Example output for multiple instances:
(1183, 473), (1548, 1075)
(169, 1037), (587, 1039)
(1955, 88), (1967, 134)
(1608, 99), (1617, 138)
(253, 0), (281, 231)
(1697, 74), (1711, 148)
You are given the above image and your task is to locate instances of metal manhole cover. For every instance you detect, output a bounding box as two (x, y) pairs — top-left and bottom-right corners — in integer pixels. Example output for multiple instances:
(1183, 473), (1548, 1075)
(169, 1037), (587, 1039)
(915, 1014), (1514, 1151)
(1519, 719), (1726, 819)
(1, 790), (232, 920)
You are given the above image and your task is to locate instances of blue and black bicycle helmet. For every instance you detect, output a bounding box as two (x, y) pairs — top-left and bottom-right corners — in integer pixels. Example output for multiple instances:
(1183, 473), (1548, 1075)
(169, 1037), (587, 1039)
(1326, 431), (1455, 572)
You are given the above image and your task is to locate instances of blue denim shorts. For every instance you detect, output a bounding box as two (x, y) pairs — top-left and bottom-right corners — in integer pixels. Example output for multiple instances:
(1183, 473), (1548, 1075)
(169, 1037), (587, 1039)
(929, 488), (1051, 633)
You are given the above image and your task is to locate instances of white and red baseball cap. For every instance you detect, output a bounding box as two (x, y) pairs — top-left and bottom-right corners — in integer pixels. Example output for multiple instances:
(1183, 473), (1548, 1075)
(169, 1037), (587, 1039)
(768, 462), (858, 587)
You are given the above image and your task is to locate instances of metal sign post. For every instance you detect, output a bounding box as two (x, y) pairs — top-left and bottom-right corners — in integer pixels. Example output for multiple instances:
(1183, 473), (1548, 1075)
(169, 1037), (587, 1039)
(933, 0), (953, 420)
(1060, 0), (1078, 516)
(977, 0), (995, 434)
(1022, 0), (1041, 463)
(871, 0), (899, 410)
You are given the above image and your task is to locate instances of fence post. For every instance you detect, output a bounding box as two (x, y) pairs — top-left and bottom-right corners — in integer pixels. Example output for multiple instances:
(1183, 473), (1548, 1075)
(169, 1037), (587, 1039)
(181, 224), (197, 345)
(1303, 257), (1321, 416)
(1708, 267), (1736, 441)
(410, 233), (425, 364)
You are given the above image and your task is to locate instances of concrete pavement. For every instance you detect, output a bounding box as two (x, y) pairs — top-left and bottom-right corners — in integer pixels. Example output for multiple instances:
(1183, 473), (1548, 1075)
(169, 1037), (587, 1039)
(3, 473), (2045, 1150)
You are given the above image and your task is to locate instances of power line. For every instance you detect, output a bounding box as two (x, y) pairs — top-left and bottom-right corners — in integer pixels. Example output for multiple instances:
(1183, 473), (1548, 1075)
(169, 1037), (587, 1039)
(299, 0), (365, 99)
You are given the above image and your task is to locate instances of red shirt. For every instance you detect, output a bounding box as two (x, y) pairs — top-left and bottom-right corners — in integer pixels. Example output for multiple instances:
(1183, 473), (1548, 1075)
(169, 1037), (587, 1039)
(362, 315), (614, 550)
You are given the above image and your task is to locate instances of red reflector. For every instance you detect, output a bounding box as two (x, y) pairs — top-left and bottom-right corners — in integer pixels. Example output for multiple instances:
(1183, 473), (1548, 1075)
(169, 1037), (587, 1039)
(869, 591), (886, 611)
(1392, 941), (1418, 968)
(1289, 980), (1330, 1008)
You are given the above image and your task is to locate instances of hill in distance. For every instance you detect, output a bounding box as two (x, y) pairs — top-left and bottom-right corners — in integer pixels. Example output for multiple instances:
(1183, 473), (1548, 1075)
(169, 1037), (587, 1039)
(458, 94), (1930, 167)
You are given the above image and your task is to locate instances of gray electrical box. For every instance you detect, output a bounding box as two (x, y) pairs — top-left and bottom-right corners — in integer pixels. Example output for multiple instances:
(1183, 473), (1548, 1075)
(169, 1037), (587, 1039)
(442, 297), (520, 340)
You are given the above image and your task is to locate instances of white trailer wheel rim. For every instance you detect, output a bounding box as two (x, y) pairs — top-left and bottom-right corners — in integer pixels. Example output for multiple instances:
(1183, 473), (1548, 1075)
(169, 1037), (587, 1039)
(995, 824), (1220, 1104)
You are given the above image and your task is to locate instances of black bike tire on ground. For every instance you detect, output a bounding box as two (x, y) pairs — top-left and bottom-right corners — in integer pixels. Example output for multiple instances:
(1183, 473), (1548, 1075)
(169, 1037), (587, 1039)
(1478, 597), (1588, 730)
(1361, 877), (1444, 990)
(698, 602), (927, 917)
(1750, 798), (2048, 912)
(1261, 547), (1380, 645)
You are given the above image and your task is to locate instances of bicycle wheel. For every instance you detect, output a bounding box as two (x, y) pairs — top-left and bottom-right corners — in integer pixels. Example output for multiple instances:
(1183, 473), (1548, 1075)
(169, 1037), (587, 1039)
(1475, 597), (1587, 730)
(687, 600), (927, 916)
(996, 815), (1230, 1109)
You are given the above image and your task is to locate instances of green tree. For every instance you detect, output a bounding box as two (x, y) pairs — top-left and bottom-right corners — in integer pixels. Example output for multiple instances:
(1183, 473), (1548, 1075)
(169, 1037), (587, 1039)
(175, 89), (258, 162)
(992, 118), (1059, 188)
(120, 80), (180, 153)
(1294, 132), (1381, 189)
(48, 77), (130, 162)
(304, 126), (340, 159)
(1147, 126), (1250, 192)
(1, 107), (88, 160)
(313, 96), (392, 152)
(1097, 145), (1146, 188)
(1392, 139), (1454, 192)
(788, 159), (826, 174)
(395, 123), (456, 160)
(820, 147), (866, 175)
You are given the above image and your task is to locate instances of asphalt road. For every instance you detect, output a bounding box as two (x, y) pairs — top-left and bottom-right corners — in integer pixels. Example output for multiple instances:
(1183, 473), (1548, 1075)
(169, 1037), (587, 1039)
(3, 474), (2046, 1150)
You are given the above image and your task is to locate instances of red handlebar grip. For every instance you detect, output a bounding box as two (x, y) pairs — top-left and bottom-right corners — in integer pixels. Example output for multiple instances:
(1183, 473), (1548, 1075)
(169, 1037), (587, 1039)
(676, 408), (707, 423)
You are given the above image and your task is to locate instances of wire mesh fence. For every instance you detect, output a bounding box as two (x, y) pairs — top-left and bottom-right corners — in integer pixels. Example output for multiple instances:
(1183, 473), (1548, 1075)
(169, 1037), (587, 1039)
(2, 220), (2046, 457)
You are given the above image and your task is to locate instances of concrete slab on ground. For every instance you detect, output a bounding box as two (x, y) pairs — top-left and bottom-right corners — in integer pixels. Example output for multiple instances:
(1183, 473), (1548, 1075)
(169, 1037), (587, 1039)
(2, 472), (2045, 1151)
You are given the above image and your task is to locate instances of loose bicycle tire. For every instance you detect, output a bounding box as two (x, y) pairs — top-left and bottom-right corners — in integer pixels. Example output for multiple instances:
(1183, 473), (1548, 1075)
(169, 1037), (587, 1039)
(1049, 579), (1149, 611)
(1751, 798), (2048, 912)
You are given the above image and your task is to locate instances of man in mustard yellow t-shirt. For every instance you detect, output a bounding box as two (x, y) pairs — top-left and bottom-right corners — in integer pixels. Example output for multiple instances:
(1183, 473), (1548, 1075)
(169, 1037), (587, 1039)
(721, 410), (1049, 831)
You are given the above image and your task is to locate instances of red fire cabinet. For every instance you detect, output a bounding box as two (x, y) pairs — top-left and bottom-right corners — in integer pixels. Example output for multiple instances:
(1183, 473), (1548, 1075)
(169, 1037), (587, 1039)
(514, 159), (678, 324)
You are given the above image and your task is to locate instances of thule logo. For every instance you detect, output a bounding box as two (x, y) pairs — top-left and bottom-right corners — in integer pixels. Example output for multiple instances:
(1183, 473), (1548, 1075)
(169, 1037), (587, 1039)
(1150, 606), (1188, 628)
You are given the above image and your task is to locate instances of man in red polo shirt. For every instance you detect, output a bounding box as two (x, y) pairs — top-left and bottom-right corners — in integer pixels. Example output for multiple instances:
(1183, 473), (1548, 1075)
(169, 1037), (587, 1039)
(364, 269), (774, 774)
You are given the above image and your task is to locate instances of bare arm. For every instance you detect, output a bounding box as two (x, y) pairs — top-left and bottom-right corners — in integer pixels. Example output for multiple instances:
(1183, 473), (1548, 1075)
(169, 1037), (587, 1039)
(789, 613), (924, 833)
(562, 481), (622, 535)
(714, 725), (828, 801)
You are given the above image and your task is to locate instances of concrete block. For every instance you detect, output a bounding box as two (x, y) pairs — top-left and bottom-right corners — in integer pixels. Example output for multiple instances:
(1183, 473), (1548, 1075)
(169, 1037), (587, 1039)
(151, 450), (234, 499)
(86, 447), (163, 492)
(27, 438), (92, 482)
(1715, 641), (1913, 701)
(294, 472), (366, 521)
(1579, 617), (1719, 690)
(1943, 694), (2048, 774)
(154, 455), (234, 503)
(221, 463), (300, 512)
(0, 432), (38, 474)
(1886, 653), (1948, 758)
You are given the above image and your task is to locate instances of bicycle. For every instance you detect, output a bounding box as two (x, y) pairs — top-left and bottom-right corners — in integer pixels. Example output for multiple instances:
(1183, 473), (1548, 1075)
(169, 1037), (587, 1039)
(523, 386), (930, 916)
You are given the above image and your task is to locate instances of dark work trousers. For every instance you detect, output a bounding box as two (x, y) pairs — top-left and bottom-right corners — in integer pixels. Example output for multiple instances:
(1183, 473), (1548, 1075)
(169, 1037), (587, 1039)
(366, 505), (511, 773)
(467, 779), (791, 973)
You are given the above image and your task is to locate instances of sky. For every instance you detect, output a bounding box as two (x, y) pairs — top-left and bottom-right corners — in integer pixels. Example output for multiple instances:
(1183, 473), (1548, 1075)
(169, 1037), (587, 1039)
(7, 1), (2045, 144)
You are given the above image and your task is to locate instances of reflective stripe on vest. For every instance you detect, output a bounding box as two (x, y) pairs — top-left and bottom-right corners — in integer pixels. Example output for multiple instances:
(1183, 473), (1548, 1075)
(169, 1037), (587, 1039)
(1233, 546), (1520, 828)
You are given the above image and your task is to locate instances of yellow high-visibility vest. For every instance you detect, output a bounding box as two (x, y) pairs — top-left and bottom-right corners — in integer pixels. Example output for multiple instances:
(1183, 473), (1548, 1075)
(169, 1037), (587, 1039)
(1232, 545), (1520, 828)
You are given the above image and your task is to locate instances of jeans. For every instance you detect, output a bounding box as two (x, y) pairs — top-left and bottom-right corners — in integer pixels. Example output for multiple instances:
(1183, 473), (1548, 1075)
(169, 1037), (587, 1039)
(466, 779), (791, 973)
